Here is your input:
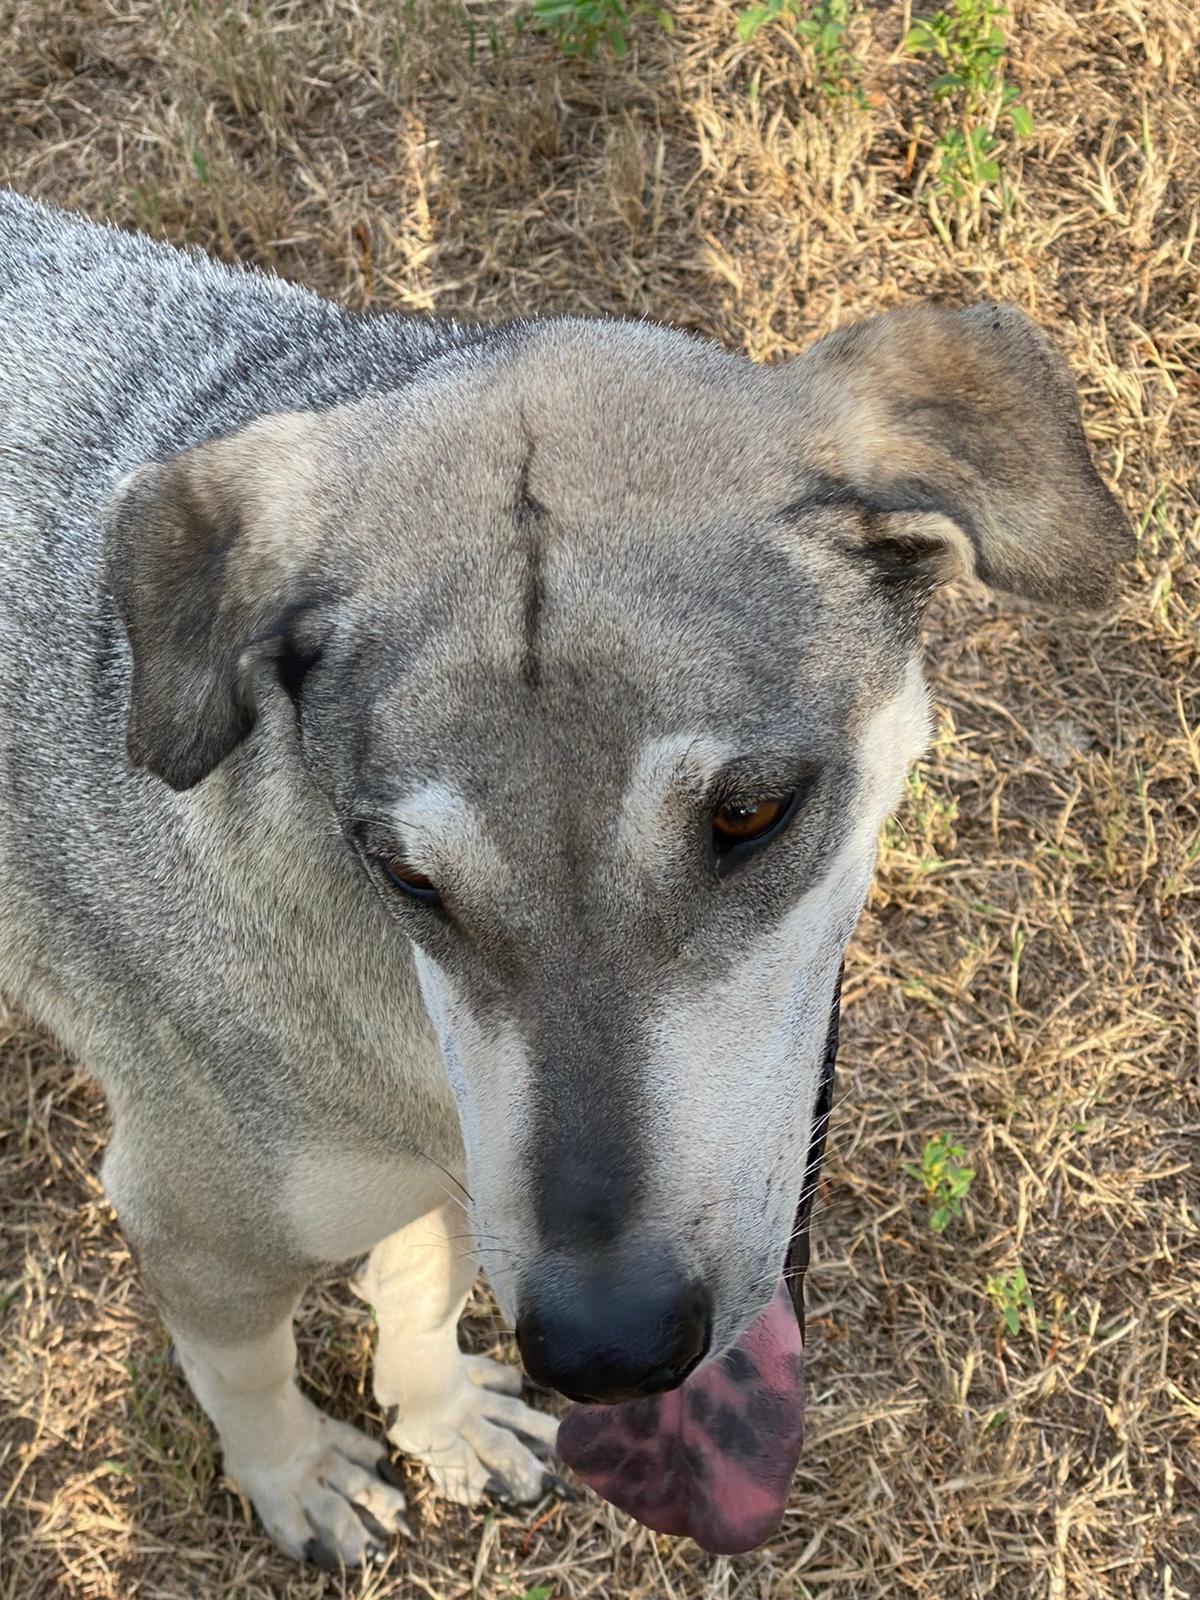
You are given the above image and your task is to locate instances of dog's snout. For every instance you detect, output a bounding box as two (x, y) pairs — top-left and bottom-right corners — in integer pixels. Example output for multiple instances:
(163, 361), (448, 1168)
(515, 1252), (711, 1404)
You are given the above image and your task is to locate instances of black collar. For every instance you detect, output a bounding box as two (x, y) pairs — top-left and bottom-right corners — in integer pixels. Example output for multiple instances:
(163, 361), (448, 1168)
(785, 964), (842, 1331)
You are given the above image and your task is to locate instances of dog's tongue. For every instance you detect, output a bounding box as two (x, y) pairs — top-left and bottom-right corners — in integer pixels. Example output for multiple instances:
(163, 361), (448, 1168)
(556, 1278), (804, 1555)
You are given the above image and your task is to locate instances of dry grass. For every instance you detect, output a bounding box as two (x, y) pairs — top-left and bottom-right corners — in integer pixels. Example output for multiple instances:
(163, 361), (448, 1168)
(1, 1), (1197, 1596)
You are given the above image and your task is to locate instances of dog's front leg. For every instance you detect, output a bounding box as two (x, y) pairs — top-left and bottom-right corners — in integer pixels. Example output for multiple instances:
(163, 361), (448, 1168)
(355, 1201), (561, 1506)
(103, 1138), (410, 1570)
(171, 1313), (412, 1569)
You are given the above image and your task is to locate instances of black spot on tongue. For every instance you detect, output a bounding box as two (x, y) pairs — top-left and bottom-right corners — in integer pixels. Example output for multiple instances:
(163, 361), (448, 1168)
(556, 968), (842, 1555)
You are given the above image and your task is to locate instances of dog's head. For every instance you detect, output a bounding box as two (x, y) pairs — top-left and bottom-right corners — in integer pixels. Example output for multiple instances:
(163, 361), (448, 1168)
(107, 305), (1128, 1419)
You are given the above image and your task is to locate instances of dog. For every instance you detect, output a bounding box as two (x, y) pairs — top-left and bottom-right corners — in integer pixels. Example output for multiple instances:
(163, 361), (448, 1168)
(0, 189), (1130, 1567)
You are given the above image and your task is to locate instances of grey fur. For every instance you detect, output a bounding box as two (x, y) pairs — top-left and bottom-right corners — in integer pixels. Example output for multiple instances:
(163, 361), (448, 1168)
(0, 189), (1130, 1565)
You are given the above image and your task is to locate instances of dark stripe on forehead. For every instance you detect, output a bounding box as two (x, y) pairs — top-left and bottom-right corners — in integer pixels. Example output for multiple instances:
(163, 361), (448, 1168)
(516, 446), (546, 689)
(520, 539), (544, 689)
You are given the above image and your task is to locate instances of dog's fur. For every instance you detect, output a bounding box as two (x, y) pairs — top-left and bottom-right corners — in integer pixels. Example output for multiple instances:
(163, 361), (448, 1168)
(0, 190), (1130, 1566)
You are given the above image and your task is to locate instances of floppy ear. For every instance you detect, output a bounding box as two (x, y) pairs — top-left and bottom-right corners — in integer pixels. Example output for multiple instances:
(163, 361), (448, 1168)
(779, 303), (1131, 606)
(104, 412), (330, 792)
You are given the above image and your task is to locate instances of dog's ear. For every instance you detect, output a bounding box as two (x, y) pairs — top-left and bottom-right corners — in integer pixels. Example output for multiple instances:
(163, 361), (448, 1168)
(777, 303), (1131, 606)
(104, 412), (330, 792)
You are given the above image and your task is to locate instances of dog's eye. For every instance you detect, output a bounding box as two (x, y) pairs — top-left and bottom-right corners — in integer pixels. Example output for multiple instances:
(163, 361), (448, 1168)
(714, 796), (785, 844)
(381, 854), (441, 905)
(712, 792), (796, 869)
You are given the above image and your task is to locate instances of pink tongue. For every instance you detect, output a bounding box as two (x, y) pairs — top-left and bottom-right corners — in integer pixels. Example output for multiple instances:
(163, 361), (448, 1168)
(556, 1279), (804, 1555)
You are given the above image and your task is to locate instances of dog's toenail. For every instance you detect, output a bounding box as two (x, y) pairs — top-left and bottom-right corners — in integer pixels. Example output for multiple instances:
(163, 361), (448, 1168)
(376, 1455), (406, 1491)
(501, 1421), (553, 1459)
(303, 1535), (342, 1574)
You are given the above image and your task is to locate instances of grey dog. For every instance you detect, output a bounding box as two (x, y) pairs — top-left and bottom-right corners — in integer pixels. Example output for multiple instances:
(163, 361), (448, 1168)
(0, 189), (1129, 1567)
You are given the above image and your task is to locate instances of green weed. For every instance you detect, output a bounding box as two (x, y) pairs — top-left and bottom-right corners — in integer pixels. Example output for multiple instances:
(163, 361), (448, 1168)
(187, 141), (209, 184)
(905, 0), (1031, 208)
(529, 0), (671, 59)
(738, 0), (865, 103)
(904, 1134), (976, 1232)
(986, 1266), (1036, 1336)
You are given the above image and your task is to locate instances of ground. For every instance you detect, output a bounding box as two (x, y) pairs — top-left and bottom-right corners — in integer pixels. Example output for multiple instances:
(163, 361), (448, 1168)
(0, 2), (1197, 1597)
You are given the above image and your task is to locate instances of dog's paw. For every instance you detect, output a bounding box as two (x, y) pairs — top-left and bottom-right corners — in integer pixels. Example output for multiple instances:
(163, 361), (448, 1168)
(385, 1358), (561, 1507)
(229, 1401), (411, 1571)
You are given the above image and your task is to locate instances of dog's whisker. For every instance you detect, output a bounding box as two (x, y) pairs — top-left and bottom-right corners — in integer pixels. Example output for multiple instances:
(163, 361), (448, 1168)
(410, 1148), (473, 1207)
(446, 1233), (511, 1254)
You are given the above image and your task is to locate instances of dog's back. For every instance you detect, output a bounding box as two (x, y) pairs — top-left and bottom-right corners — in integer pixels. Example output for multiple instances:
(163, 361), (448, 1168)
(0, 189), (470, 487)
(0, 193), (467, 1068)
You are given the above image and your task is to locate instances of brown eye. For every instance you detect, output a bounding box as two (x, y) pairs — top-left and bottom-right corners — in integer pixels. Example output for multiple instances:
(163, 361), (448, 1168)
(381, 854), (441, 905)
(714, 796), (784, 843)
(711, 791), (797, 868)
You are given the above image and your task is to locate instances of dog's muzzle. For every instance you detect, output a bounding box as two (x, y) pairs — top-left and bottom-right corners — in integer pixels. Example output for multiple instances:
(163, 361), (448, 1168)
(556, 968), (844, 1553)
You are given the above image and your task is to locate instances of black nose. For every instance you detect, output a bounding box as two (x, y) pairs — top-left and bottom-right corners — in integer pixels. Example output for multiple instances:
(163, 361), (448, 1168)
(515, 1251), (712, 1404)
